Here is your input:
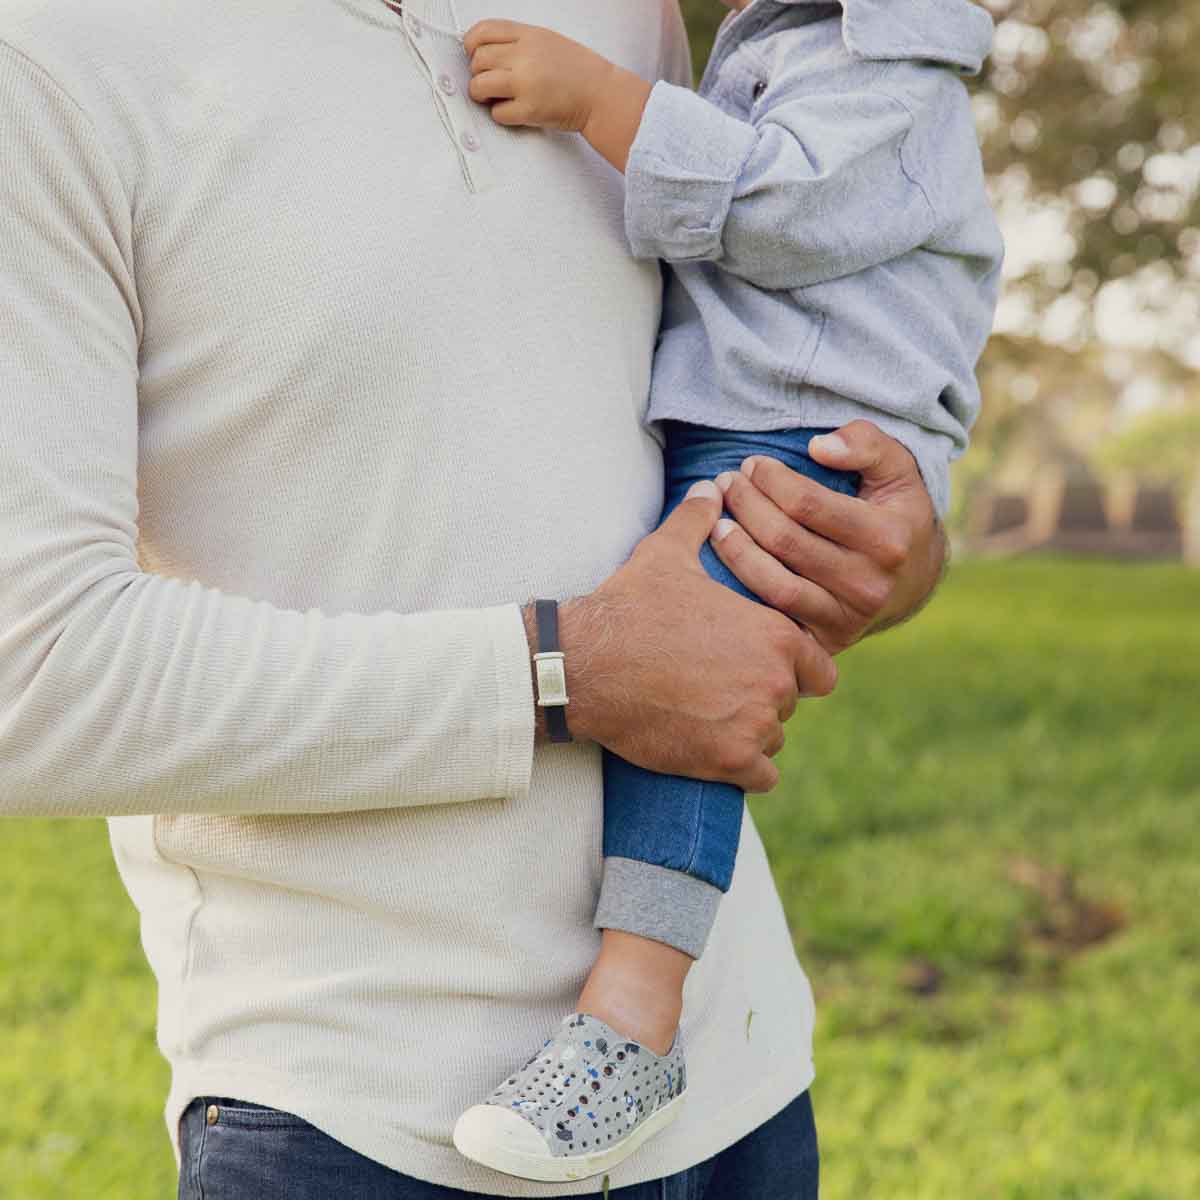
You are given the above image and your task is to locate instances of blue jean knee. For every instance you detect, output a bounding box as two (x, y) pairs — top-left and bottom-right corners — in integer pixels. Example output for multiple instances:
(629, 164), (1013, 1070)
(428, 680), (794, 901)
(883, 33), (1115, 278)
(602, 423), (859, 894)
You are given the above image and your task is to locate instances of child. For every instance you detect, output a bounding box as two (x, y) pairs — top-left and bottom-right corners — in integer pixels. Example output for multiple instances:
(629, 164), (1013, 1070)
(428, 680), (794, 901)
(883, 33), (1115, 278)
(453, 0), (1003, 1182)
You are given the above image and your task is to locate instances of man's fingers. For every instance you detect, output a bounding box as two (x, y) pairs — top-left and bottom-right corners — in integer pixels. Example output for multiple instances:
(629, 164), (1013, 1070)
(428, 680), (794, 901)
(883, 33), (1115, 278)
(742, 757), (781, 796)
(709, 518), (849, 649)
(462, 20), (526, 57)
(789, 625), (838, 699)
(718, 470), (857, 587)
(735, 457), (912, 568)
(807, 419), (920, 489)
(468, 70), (515, 104)
(735, 457), (873, 549)
(652, 480), (722, 559)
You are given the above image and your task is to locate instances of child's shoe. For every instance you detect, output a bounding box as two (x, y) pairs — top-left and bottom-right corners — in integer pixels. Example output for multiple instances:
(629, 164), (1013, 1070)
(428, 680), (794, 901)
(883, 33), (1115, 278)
(453, 1012), (687, 1182)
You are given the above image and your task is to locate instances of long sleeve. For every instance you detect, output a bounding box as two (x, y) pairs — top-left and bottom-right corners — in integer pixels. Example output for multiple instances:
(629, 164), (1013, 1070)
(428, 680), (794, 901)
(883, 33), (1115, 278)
(624, 80), (938, 291)
(0, 43), (534, 818)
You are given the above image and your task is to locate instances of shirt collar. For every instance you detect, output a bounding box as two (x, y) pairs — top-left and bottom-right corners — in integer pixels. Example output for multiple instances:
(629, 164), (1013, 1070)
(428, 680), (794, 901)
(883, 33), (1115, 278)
(772, 0), (995, 76)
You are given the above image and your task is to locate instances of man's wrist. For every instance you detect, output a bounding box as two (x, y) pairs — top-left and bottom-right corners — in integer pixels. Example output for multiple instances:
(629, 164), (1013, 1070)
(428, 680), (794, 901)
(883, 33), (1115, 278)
(522, 594), (618, 746)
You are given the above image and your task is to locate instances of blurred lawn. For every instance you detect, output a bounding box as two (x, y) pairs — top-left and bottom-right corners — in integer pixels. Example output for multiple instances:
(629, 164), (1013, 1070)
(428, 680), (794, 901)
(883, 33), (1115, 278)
(1, 558), (1198, 1199)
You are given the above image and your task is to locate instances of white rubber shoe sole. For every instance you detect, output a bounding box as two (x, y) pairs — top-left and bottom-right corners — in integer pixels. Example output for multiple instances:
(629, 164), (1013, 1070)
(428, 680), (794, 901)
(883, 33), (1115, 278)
(453, 1091), (687, 1184)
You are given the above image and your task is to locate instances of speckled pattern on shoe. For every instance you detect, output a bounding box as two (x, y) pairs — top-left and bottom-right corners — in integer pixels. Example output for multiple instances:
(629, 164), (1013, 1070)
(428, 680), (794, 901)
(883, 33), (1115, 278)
(453, 1013), (687, 1183)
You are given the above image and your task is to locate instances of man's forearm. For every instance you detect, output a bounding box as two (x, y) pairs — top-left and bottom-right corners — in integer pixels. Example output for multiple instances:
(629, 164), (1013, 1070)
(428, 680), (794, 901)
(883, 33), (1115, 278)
(0, 581), (533, 818)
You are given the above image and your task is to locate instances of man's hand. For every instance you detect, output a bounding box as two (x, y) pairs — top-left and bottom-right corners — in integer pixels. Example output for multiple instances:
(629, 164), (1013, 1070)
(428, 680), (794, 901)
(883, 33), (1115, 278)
(542, 482), (838, 794)
(463, 20), (652, 172)
(709, 421), (948, 654)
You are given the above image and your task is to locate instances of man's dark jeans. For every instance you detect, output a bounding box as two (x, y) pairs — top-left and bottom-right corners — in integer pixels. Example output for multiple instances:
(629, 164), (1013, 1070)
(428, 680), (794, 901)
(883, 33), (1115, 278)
(178, 1089), (819, 1199)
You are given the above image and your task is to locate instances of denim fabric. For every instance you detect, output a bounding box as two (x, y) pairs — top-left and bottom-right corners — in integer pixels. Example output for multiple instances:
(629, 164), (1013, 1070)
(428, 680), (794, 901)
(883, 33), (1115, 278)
(624, 0), (1004, 516)
(602, 423), (859, 895)
(178, 1088), (819, 1199)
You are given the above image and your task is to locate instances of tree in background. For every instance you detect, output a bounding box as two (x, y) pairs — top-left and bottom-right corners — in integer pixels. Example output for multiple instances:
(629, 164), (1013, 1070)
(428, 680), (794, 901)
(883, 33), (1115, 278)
(979, 0), (1198, 361)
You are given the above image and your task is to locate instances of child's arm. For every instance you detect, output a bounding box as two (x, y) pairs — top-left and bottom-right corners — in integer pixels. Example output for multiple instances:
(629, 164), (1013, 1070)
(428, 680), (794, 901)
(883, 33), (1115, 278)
(463, 20), (652, 173)
(622, 81), (943, 291)
(465, 21), (957, 294)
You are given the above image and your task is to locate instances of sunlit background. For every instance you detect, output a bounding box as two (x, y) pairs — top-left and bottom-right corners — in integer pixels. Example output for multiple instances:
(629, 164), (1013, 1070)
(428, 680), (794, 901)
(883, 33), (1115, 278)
(1, 2), (1197, 1197)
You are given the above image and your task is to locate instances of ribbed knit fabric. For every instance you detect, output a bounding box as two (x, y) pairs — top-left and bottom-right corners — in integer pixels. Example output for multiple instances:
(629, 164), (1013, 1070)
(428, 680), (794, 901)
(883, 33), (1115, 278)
(0, 1), (817, 1193)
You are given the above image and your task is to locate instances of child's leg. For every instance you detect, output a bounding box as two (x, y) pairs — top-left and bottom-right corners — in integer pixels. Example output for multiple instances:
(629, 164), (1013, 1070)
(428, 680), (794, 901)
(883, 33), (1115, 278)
(576, 527), (757, 1056)
(584, 424), (861, 1045)
(453, 424), (858, 1180)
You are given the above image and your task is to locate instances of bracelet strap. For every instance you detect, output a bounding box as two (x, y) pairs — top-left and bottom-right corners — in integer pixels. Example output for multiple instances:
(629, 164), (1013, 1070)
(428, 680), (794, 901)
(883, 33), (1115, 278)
(533, 599), (571, 744)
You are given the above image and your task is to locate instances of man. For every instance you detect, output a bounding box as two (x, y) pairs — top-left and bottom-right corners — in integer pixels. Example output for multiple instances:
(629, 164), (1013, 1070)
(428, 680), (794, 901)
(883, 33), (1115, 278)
(0, 0), (952, 1195)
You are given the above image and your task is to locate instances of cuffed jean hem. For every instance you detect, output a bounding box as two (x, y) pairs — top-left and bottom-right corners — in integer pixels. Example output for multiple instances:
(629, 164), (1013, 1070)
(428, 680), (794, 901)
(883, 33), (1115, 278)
(594, 856), (723, 959)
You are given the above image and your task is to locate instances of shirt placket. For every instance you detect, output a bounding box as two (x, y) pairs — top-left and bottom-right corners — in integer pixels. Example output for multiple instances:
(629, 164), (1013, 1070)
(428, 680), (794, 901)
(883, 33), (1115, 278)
(379, 0), (497, 193)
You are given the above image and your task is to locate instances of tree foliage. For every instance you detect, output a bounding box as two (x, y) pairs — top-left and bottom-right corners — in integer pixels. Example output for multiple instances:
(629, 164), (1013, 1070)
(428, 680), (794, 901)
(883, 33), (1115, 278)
(978, 0), (1199, 352)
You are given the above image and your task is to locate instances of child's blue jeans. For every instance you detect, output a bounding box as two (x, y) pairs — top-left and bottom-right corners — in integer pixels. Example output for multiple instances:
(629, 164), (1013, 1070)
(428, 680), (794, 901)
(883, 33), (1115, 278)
(596, 422), (860, 958)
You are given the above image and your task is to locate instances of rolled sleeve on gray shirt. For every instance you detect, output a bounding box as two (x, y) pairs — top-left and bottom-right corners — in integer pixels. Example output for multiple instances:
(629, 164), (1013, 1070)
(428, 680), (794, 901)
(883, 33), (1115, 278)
(624, 81), (759, 263)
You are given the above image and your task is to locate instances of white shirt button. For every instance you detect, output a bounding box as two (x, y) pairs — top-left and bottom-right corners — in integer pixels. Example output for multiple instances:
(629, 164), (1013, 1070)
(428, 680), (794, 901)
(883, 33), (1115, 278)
(407, 15), (422, 37)
(438, 74), (457, 96)
(460, 130), (480, 153)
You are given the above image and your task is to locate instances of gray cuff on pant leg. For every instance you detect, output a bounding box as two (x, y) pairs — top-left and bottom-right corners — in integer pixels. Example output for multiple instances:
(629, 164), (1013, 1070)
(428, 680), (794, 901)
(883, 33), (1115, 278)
(594, 856), (722, 960)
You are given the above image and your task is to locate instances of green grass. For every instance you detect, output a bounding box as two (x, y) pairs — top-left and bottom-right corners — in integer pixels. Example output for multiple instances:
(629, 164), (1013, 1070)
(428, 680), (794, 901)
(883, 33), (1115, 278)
(755, 558), (1200, 1200)
(1, 559), (1198, 1198)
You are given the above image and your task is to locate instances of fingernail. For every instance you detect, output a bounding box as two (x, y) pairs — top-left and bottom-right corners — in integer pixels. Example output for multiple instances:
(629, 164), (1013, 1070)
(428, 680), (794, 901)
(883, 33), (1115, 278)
(810, 434), (847, 457)
(716, 471), (735, 494)
(686, 480), (720, 502)
(713, 518), (738, 543)
(740, 457), (758, 480)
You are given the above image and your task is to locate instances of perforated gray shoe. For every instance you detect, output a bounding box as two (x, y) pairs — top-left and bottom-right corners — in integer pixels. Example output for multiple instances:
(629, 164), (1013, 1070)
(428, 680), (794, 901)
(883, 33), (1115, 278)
(453, 1013), (687, 1183)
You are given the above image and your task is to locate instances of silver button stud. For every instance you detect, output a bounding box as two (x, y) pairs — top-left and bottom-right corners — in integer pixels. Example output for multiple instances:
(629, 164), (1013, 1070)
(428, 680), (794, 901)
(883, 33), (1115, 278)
(461, 130), (480, 153)
(438, 73), (457, 96)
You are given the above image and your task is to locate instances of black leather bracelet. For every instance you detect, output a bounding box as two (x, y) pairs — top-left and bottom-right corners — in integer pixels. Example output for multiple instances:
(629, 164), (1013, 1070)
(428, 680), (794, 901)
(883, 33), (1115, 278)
(533, 599), (571, 744)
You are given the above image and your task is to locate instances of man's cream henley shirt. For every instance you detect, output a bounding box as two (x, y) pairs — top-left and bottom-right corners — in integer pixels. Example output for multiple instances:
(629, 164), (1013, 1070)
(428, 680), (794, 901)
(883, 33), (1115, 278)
(0, 0), (817, 1192)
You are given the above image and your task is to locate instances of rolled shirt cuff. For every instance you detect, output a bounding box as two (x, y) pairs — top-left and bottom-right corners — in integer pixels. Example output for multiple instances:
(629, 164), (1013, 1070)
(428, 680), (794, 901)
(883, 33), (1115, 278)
(624, 81), (758, 263)
(595, 856), (723, 960)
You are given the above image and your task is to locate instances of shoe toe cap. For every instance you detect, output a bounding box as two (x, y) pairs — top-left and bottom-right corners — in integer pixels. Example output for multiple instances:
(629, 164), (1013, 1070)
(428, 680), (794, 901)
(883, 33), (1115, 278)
(453, 1104), (551, 1162)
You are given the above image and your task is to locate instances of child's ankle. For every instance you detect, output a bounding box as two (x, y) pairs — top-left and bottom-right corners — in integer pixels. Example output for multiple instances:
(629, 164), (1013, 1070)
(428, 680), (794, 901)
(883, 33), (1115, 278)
(576, 929), (692, 1055)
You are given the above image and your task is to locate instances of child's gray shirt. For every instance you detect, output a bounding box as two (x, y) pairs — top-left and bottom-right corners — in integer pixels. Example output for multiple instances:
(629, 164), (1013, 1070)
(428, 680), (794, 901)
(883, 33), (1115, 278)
(624, 0), (1005, 514)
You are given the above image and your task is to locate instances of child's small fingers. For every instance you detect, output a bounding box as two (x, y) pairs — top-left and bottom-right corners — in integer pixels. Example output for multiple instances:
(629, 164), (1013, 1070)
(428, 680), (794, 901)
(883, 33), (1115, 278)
(468, 70), (515, 104)
(489, 99), (532, 127)
(468, 43), (510, 75)
(462, 19), (525, 56)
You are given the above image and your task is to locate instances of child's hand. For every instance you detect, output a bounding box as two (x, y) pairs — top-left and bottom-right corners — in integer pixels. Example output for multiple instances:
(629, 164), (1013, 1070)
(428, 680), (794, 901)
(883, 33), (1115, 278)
(463, 20), (615, 134)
